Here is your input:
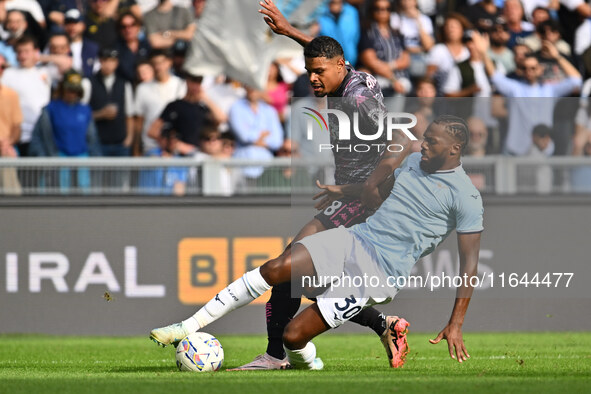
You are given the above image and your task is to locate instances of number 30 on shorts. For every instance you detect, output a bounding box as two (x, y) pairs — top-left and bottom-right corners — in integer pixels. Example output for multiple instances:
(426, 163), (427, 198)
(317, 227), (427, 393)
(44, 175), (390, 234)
(323, 201), (343, 216)
(334, 295), (361, 319)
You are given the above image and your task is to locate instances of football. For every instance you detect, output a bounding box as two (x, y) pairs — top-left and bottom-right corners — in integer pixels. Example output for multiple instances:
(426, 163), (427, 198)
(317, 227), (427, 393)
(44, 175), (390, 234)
(175, 332), (224, 372)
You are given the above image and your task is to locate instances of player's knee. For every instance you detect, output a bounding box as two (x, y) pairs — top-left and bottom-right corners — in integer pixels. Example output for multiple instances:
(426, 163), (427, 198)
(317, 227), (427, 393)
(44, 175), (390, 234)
(260, 254), (290, 285)
(282, 321), (306, 350)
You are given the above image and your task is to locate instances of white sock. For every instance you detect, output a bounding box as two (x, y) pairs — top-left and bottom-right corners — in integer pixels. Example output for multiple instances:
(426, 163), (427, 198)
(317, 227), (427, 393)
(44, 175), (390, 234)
(284, 342), (317, 369)
(182, 267), (270, 331)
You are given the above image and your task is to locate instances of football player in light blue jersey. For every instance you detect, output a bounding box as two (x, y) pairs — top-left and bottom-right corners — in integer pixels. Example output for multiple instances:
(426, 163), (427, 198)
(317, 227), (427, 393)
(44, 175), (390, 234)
(150, 115), (483, 369)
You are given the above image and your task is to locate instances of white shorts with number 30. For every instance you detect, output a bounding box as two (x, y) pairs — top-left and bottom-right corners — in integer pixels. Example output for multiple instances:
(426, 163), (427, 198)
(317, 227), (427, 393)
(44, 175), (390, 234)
(296, 226), (399, 329)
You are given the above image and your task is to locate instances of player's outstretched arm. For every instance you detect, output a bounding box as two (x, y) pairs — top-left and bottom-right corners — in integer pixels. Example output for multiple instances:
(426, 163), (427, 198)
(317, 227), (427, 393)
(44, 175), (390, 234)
(258, 0), (314, 47)
(430, 232), (481, 363)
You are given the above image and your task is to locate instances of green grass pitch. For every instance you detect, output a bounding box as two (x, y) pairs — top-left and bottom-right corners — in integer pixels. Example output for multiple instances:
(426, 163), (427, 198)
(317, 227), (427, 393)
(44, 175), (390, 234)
(1, 332), (590, 393)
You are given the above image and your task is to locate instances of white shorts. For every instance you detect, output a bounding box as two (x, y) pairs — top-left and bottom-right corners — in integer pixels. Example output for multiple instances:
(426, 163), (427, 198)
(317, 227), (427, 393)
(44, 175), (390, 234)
(296, 226), (399, 328)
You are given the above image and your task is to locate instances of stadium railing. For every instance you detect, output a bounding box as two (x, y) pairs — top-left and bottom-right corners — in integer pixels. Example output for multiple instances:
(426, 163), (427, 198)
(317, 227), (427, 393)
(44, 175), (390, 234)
(0, 156), (590, 196)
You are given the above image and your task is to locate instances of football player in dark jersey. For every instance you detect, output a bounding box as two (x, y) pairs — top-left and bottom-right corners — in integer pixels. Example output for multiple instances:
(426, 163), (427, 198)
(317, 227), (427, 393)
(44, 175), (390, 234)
(226, 0), (413, 370)
(151, 0), (414, 370)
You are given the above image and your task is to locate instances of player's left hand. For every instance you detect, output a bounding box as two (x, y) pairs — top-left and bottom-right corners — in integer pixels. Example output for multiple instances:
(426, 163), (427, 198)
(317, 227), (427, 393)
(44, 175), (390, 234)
(313, 180), (344, 211)
(429, 323), (470, 363)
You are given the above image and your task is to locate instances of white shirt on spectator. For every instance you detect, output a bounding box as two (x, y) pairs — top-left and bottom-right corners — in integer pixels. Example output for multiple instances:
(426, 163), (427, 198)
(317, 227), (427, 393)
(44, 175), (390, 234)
(1, 66), (51, 143)
(205, 77), (246, 132)
(70, 41), (83, 74)
(417, 0), (436, 15)
(443, 61), (495, 126)
(442, 61), (492, 98)
(427, 44), (470, 90)
(390, 12), (433, 50)
(574, 19), (591, 56)
(136, 0), (192, 13)
(134, 75), (186, 153)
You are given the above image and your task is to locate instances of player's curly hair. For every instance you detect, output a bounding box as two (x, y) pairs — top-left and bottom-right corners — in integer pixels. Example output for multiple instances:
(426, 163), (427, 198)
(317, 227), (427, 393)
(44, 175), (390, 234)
(303, 36), (344, 59)
(434, 115), (469, 154)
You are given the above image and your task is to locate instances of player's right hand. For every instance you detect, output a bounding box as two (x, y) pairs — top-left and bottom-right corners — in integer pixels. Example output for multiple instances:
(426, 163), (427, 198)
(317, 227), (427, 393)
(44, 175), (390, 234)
(429, 323), (470, 363)
(313, 180), (345, 211)
(259, 0), (292, 36)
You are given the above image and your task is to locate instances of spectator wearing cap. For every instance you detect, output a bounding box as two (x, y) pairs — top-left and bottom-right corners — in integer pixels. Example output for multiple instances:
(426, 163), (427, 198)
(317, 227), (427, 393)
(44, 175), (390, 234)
(147, 72), (226, 156)
(46, 0), (86, 32)
(143, 0), (196, 51)
(85, 0), (118, 50)
(466, 0), (502, 33)
(115, 11), (150, 84)
(487, 18), (515, 75)
(134, 49), (186, 156)
(89, 48), (134, 157)
(1, 35), (51, 156)
(29, 70), (100, 191)
(64, 9), (99, 79)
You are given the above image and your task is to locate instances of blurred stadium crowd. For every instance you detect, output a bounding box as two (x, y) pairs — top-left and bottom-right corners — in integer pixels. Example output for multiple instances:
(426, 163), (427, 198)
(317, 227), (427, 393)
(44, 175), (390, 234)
(1, 0), (591, 194)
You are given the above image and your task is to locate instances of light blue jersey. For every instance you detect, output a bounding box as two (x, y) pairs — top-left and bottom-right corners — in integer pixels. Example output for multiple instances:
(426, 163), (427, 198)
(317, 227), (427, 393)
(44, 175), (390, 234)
(350, 152), (484, 282)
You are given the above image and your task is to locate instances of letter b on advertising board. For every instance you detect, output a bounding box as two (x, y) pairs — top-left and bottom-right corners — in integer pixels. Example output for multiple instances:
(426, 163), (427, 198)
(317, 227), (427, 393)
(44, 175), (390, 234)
(178, 238), (284, 305)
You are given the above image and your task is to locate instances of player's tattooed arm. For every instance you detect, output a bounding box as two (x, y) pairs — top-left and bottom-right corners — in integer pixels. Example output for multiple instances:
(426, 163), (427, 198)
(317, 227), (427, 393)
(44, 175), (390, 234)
(259, 0), (314, 47)
(430, 232), (481, 363)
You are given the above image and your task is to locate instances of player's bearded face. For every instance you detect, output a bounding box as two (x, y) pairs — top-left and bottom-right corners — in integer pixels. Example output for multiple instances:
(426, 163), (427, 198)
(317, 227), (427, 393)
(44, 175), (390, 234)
(305, 56), (345, 97)
(420, 124), (452, 173)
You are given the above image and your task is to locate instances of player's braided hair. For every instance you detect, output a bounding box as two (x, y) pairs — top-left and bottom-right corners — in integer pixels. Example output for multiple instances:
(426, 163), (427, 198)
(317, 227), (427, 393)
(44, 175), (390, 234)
(303, 36), (344, 59)
(434, 115), (469, 154)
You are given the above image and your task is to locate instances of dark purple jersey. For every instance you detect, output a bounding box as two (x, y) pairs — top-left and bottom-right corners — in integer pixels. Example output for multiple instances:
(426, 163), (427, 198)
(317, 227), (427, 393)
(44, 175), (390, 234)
(327, 65), (387, 185)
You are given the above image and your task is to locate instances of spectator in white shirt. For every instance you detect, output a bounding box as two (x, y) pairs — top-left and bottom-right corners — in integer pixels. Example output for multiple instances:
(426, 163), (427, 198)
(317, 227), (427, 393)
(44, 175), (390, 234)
(134, 49), (186, 156)
(0, 35), (51, 156)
